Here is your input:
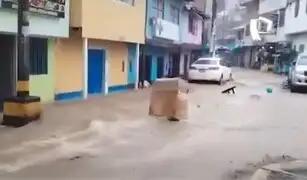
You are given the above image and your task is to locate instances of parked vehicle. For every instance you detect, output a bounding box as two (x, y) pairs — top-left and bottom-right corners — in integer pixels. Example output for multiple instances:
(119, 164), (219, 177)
(187, 57), (232, 85)
(288, 54), (307, 92)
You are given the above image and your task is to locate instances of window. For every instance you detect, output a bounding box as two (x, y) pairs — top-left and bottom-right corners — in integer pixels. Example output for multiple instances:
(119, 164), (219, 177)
(295, 0), (300, 17)
(294, 45), (297, 51)
(193, 59), (218, 65)
(259, 21), (268, 32)
(29, 37), (48, 75)
(170, 5), (180, 24)
(237, 29), (244, 40)
(152, 0), (164, 19)
(117, 0), (134, 6)
(299, 44), (305, 53)
(188, 13), (198, 35)
(279, 9), (285, 27)
(245, 24), (250, 36)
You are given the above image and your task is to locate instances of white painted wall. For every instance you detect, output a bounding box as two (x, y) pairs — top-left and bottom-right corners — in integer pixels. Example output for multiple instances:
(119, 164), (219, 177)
(285, 0), (307, 34)
(263, 26), (288, 42)
(0, 0), (69, 37)
(258, 0), (287, 14)
(291, 33), (307, 53)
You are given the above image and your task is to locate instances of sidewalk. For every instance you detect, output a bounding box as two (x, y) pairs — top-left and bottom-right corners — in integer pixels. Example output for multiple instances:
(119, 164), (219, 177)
(0, 89), (151, 160)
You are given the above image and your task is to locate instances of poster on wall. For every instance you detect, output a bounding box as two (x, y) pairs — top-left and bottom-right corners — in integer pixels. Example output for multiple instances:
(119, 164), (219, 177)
(1, 0), (65, 18)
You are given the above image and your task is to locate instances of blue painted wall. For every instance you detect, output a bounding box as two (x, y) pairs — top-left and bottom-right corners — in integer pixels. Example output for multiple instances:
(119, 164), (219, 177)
(144, 45), (168, 81)
(146, 0), (185, 40)
(127, 43), (136, 85)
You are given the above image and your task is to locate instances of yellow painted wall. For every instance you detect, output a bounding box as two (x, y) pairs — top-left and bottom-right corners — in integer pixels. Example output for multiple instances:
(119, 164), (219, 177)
(82, 0), (145, 44)
(89, 39), (128, 86)
(70, 0), (82, 27)
(54, 30), (83, 93)
(29, 39), (55, 102)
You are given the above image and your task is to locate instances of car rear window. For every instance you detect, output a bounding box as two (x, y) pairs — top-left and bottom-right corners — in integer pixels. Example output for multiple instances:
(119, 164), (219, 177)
(194, 59), (218, 65)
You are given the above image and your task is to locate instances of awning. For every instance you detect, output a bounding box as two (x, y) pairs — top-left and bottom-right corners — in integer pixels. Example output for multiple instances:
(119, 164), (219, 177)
(232, 24), (246, 31)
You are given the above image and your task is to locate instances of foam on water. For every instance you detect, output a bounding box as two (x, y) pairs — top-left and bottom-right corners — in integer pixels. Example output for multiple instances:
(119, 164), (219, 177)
(0, 120), (108, 173)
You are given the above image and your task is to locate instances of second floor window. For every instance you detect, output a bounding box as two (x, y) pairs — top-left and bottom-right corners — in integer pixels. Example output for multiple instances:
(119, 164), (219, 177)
(188, 13), (197, 35)
(259, 21), (268, 32)
(279, 9), (285, 27)
(170, 5), (180, 24)
(153, 0), (164, 19)
(295, 0), (300, 17)
(117, 0), (134, 6)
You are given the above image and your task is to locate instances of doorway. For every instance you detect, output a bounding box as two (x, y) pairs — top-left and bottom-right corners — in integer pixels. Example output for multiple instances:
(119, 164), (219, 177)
(138, 55), (152, 84)
(87, 49), (105, 95)
(170, 53), (180, 77)
(0, 34), (15, 111)
(157, 56), (164, 78)
(145, 55), (152, 83)
(183, 54), (189, 79)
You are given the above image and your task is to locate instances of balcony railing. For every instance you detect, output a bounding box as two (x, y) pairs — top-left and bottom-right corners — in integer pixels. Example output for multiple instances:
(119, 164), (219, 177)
(151, 17), (180, 41)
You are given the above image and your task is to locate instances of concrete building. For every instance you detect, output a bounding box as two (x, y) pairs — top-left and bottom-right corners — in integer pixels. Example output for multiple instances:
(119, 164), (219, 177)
(229, 0), (260, 68)
(0, 0), (69, 109)
(232, 0), (294, 69)
(55, 0), (146, 101)
(143, 0), (208, 81)
(285, 0), (307, 54)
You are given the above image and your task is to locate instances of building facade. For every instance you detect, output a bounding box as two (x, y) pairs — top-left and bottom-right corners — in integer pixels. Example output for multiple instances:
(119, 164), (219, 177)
(0, 0), (69, 109)
(55, 0), (146, 101)
(143, 0), (207, 82)
(285, 0), (307, 54)
(232, 0), (307, 69)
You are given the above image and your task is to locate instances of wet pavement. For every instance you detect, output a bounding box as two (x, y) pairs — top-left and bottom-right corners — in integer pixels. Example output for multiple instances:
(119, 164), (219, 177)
(1, 68), (307, 179)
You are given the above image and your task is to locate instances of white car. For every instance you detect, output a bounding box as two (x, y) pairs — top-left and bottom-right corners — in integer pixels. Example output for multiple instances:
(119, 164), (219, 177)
(187, 57), (232, 84)
(288, 54), (307, 92)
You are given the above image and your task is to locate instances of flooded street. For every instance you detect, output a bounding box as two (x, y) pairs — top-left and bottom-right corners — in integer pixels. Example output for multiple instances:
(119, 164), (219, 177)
(1, 69), (307, 179)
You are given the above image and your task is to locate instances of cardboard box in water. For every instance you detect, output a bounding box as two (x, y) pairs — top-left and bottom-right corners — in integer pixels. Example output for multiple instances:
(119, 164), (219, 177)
(149, 78), (188, 119)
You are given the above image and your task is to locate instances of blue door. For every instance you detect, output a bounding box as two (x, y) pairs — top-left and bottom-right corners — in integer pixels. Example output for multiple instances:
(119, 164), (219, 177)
(87, 49), (105, 94)
(127, 44), (136, 86)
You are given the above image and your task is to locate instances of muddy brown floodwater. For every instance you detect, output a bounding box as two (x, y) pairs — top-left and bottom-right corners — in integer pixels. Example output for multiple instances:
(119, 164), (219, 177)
(1, 68), (307, 180)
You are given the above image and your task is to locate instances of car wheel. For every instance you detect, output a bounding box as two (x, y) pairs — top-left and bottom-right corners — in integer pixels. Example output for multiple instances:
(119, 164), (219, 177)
(218, 74), (224, 85)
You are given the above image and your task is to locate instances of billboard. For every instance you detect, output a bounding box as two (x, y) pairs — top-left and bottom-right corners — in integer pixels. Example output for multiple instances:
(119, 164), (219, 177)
(1, 0), (65, 18)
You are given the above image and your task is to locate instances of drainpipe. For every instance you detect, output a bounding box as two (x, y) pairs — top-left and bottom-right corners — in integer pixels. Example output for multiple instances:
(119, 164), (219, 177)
(140, 0), (149, 88)
(210, 0), (217, 57)
(135, 44), (140, 89)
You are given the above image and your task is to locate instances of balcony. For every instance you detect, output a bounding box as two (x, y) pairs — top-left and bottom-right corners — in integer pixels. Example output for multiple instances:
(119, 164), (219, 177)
(239, 0), (255, 6)
(258, 0), (287, 15)
(151, 17), (180, 41)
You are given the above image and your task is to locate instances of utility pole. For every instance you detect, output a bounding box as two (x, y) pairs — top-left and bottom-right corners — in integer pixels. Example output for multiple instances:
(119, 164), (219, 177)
(2, 0), (42, 128)
(210, 0), (217, 57)
(17, 0), (30, 97)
